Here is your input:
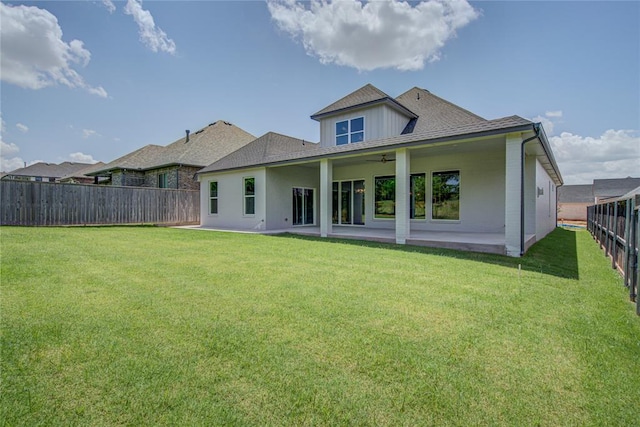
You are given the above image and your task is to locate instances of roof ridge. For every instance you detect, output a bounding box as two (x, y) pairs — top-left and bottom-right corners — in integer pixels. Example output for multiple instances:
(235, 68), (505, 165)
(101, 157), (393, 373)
(395, 87), (486, 121)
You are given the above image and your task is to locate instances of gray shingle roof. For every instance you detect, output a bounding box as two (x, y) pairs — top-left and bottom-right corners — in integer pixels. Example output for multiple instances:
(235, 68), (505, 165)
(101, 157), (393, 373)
(558, 184), (594, 203)
(199, 115), (534, 174)
(593, 177), (640, 199)
(5, 161), (94, 178)
(311, 83), (417, 120)
(199, 132), (319, 174)
(395, 87), (486, 133)
(59, 162), (106, 181)
(90, 121), (255, 175)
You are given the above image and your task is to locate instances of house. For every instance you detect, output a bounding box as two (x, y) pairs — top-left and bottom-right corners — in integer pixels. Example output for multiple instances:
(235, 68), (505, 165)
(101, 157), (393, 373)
(1, 161), (97, 182)
(196, 84), (563, 257)
(58, 162), (107, 184)
(88, 120), (255, 190)
(558, 177), (640, 221)
(557, 184), (593, 221)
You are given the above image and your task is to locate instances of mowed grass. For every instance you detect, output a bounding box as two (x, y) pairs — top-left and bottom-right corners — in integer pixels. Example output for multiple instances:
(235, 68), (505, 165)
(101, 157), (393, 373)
(1, 226), (638, 426)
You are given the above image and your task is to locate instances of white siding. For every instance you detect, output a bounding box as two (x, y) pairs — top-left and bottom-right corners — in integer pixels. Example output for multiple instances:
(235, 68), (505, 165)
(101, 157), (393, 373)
(199, 168), (267, 230)
(265, 166), (320, 229)
(318, 105), (410, 148)
(535, 159), (557, 239)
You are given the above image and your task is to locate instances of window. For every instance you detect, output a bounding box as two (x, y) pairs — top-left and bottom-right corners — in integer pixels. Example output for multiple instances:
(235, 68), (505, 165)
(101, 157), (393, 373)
(243, 177), (255, 215)
(209, 181), (218, 215)
(158, 173), (168, 188)
(332, 180), (365, 225)
(335, 117), (364, 145)
(410, 173), (426, 219)
(432, 171), (460, 220)
(375, 176), (395, 219)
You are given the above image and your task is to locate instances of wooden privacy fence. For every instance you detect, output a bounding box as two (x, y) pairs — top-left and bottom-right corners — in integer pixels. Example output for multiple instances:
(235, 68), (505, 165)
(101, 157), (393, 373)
(587, 191), (639, 315)
(0, 180), (200, 226)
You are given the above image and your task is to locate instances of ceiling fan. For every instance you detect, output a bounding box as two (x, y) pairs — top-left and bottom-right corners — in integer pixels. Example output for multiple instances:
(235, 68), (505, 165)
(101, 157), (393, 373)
(367, 154), (396, 164)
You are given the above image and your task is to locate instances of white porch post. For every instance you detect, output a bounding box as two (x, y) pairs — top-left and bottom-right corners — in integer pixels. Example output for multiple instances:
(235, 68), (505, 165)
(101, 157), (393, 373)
(320, 158), (333, 238)
(395, 148), (410, 244)
(505, 133), (523, 257)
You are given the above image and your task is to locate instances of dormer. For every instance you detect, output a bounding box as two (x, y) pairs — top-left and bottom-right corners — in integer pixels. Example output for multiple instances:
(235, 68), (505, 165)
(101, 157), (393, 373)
(311, 84), (418, 148)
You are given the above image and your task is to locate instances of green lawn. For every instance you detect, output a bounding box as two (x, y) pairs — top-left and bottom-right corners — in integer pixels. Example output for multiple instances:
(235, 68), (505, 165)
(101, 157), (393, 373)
(1, 226), (638, 426)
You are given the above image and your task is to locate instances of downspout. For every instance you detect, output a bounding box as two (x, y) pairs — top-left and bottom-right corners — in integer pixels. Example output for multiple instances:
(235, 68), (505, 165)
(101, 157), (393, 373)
(520, 123), (541, 256)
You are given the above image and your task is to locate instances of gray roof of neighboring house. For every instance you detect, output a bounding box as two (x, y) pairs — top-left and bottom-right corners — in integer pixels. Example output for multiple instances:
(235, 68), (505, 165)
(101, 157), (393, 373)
(199, 115), (537, 174)
(59, 162), (106, 181)
(558, 184), (594, 203)
(311, 83), (418, 120)
(90, 120), (255, 175)
(593, 177), (640, 200)
(5, 161), (94, 178)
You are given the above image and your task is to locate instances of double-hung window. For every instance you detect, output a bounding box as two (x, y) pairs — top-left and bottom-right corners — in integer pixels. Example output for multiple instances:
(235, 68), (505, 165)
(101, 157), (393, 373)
(243, 177), (255, 215)
(209, 181), (218, 215)
(336, 117), (364, 145)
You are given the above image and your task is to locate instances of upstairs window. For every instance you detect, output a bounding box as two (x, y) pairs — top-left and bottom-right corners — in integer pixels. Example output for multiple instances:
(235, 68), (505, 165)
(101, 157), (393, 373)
(336, 117), (364, 145)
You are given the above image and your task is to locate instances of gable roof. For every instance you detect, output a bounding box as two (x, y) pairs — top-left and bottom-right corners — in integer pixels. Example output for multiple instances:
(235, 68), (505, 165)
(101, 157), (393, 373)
(593, 177), (640, 200)
(558, 184), (594, 203)
(4, 161), (94, 178)
(311, 84), (417, 121)
(59, 162), (106, 181)
(395, 87), (486, 133)
(90, 120), (255, 175)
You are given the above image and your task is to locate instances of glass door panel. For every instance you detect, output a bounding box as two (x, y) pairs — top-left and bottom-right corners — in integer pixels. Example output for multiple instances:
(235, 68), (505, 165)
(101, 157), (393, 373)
(353, 180), (365, 225)
(341, 181), (352, 224)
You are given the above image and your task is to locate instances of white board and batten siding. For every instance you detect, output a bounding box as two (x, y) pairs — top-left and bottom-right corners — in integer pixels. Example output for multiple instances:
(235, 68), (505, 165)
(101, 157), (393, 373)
(318, 105), (411, 148)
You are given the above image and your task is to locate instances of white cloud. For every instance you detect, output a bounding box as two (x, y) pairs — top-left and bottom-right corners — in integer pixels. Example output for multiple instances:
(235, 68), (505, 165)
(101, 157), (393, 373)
(102, 0), (116, 14)
(82, 129), (99, 139)
(0, 2), (108, 97)
(69, 152), (98, 163)
(16, 123), (29, 133)
(545, 111), (563, 118)
(267, 0), (478, 71)
(1, 116), (24, 172)
(124, 0), (176, 54)
(550, 129), (640, 184)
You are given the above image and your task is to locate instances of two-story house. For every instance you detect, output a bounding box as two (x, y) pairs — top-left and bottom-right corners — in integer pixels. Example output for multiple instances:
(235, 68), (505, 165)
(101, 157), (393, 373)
(196, 84), (563, 257)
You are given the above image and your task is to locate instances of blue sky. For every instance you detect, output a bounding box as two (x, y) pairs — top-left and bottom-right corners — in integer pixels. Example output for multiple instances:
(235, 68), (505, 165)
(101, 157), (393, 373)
(1, 0), (638, 184)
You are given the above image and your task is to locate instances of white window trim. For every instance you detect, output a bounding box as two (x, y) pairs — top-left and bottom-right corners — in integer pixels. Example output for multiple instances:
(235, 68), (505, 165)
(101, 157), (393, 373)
(430, 169), (461, 223)
(335, 116), (365, 145)
(209, 180), (218, 216)
(243, 176), (255, 217)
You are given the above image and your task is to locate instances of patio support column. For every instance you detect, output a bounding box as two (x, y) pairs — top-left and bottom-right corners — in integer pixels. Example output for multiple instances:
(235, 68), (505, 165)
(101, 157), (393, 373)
(320, 158), (333, 238)
(505, 133), (522, 257)
(395, 148), (410, 244)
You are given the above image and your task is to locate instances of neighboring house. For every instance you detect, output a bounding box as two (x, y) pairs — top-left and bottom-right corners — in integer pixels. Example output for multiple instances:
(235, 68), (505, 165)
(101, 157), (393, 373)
(58, 162), (107, 184)
(558, 177), (640, 221)
(1, 162), (96, 182)
(197, 84), (563, 257)
(88, 120), (255, 190)
(593, 177), (640, 203)
(557, 184), (593, 221)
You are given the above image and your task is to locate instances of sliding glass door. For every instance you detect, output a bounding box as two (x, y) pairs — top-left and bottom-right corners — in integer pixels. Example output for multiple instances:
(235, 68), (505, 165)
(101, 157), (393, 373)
(292, 187), (314, 226)
(332, 180), (365, 225)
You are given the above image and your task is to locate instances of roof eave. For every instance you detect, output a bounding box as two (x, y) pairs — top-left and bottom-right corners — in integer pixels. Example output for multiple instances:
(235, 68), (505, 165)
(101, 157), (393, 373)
(198, 122), (536, 175)
(310, 98), (418, 121)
